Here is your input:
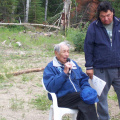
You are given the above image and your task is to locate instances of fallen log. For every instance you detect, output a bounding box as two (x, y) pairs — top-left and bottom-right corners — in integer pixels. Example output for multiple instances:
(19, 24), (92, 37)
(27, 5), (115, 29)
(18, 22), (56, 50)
(0, 67), (45, 76)
(0, 23), (60, 29)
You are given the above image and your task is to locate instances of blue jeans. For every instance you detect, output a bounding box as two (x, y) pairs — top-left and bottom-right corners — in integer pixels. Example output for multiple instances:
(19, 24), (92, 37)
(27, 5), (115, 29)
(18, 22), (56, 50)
(94, 68), (120, 120)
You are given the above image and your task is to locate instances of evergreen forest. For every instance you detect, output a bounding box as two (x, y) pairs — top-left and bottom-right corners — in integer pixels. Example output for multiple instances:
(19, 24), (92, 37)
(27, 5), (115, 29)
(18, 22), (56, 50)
(0, 0), (120, 25)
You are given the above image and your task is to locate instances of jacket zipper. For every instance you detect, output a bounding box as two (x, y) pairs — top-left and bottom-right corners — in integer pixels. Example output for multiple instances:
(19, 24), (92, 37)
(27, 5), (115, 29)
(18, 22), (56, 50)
(69, 75), (77, 92)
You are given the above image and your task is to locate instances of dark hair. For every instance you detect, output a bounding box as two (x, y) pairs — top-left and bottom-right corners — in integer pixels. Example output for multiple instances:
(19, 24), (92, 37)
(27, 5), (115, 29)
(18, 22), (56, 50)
(97, 1), (115, 19)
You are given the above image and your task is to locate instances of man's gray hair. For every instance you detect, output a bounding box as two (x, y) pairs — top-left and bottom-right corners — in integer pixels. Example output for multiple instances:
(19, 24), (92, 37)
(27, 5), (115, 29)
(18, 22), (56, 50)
(54, 41), (70, 53)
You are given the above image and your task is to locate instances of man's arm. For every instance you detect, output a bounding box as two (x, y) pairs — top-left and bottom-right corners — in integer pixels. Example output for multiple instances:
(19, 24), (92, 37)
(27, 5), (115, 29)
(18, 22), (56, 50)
(43, 65), (68, 93)
(84, 22), (95, 79)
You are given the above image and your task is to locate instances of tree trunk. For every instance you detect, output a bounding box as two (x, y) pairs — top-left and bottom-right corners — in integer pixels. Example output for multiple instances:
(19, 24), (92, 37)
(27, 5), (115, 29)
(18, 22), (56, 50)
(24, 0), (30, 23)
(74, 0), (77, 23)
(63, 0), (72, 35)
(11, 6), (16, 22)
(45, 0), (48, 21)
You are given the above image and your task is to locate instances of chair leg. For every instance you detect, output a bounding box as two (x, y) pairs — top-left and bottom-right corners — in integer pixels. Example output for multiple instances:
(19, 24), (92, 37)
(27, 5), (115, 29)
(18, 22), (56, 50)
(49, 106), (53, 120)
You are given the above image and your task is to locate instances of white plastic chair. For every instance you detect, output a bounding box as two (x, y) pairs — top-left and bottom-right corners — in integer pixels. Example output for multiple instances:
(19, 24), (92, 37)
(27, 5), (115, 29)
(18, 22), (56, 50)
(42, 79), (78, 120)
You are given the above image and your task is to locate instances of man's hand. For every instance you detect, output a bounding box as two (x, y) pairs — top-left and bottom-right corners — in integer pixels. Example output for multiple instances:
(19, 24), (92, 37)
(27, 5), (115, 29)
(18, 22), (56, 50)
(86, 69), (94, 79)
(64, 62), (72, 74)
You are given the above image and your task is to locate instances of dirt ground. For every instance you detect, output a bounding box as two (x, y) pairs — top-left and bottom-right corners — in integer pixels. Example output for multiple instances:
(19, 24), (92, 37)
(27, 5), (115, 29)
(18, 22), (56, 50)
(0, 47), (120, 120)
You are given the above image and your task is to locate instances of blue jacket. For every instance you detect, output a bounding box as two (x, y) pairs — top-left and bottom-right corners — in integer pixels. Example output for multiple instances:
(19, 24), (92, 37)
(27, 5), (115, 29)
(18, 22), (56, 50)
(43, 57), (90, 100)
(84, 17), (120, 69)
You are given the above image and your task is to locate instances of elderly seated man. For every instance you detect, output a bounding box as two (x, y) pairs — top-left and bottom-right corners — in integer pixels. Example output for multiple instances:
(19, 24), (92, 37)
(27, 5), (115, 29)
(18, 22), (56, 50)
(43, 41), (98, 120)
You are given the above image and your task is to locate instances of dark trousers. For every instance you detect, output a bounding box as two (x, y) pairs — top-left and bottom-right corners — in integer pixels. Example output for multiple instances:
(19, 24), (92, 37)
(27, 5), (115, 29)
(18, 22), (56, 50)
(58, 92), (98, 120)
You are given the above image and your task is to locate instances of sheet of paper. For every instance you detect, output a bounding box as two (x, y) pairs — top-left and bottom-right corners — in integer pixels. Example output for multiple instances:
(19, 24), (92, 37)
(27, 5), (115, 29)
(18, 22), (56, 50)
(88, 75), (106, 96)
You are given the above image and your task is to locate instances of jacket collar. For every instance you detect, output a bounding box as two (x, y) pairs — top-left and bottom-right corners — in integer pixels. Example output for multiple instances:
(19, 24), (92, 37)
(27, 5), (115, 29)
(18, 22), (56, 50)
(53, 57), (77, 69)
(96, 16), (120, 27)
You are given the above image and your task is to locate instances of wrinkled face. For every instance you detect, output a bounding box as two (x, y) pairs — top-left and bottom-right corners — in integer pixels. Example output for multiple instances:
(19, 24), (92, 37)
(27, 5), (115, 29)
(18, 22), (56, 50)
(99, 10), (113, 25)
(55, 45), (69, 64)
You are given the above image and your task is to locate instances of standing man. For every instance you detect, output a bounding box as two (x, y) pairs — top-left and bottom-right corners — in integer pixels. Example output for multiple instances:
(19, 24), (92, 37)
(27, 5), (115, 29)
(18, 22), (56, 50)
(43, 41), (98, 120)
(84, 1), (120, 120)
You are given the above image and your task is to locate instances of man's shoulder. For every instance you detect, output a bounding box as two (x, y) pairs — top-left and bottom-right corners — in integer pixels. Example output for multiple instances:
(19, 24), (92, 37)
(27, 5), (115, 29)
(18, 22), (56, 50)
(89, 20), (98, 25)
(45, 61), (53, 69)
(47, 61), (53, 66)
(71, 60), (77, 65)
(87, 20), (98, 29)
(115, 17), (120, 23)
(71, 60), (81, 69)
(91, 20), (97, 24)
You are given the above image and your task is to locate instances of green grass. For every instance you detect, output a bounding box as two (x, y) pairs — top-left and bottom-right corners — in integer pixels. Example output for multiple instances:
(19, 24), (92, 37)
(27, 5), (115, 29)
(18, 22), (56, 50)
(10, 95), (24, 111)
(0, 83), (13, 89)
(0, 116), (6, 120)
(0, 26), (67, 80)
(108, 93), (118, 102)
(36, 83), (43, 87)
(27, 87), (33, 94)
(22, 74), (34, 82)
(30, 94), (52, 110)
(63, 115), (71, 120)
(0, 26), (65, 51)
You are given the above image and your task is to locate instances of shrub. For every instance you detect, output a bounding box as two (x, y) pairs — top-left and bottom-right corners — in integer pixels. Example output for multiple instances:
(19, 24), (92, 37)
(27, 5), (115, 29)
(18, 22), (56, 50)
(73, 32), (86, 52)
(66, 22), (89, 52)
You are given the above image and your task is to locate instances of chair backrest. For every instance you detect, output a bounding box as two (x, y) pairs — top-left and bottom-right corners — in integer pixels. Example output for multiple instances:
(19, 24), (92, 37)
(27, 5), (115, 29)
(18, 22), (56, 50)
(42, 78), (47, 91)
(42, 78), (58, 108)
